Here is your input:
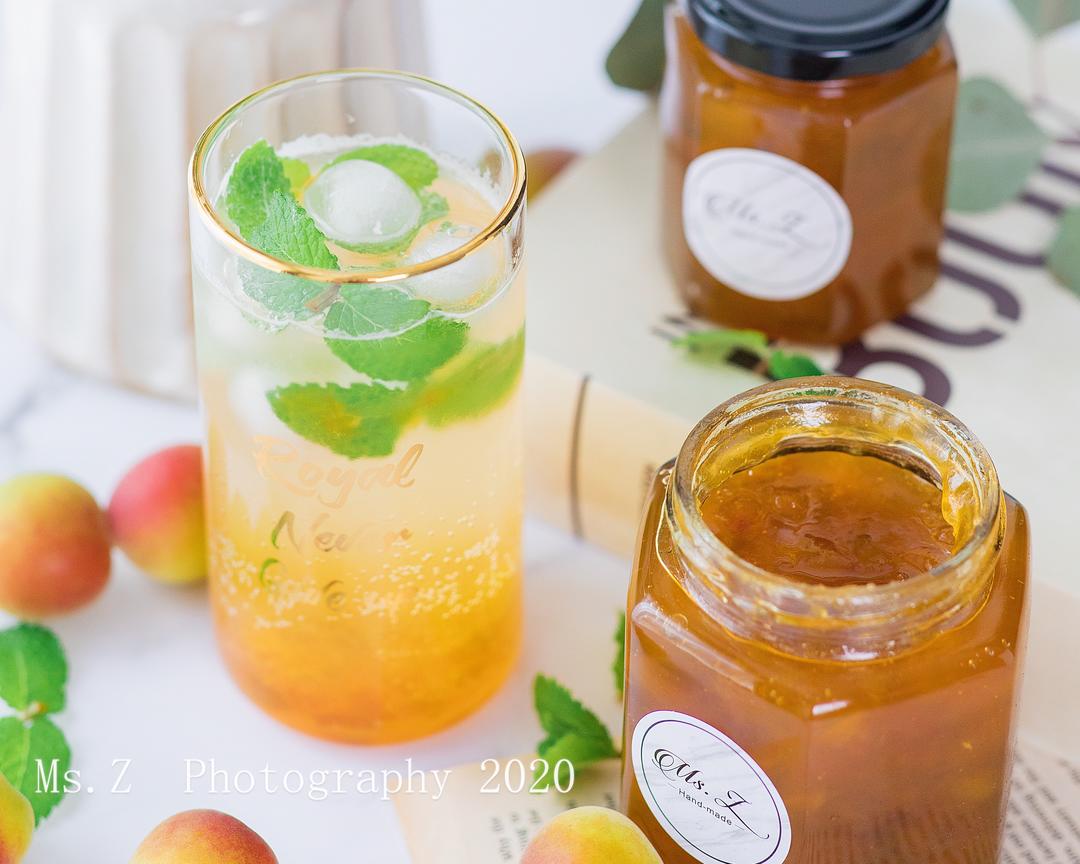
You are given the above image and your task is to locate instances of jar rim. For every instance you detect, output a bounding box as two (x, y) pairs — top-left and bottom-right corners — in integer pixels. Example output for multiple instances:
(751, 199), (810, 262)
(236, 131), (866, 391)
(668, 376), (1004, 659)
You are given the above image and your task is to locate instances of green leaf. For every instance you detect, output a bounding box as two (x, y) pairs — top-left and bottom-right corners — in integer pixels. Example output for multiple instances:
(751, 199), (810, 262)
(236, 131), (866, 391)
(237, 262), (327, 321)
(249, 191), (339, 270)
(326, 287), (468, 382)
(768, 350), (824, 380)
(281, 157), (312, 198)
(533, 675), (619, 790)
(672, 328), (769, 364)
(535, 676), (617, 753)
(422, 328), (524, 426)
(537, 733), (617, 790)
(1009, 0), (1080, 35)
(606, 0), (668, 91)
(948, 78), (1049, 213)
(267, 382), (417, 459)
(1049, 205), (1080, 295)
(0, 624), (67, 714)
(613, 612), (626, 699)
(325, 285), (431, 336)
(0, 717), (71, 824)
(329, 143), (439, 190)
(224, 140), (292, 237)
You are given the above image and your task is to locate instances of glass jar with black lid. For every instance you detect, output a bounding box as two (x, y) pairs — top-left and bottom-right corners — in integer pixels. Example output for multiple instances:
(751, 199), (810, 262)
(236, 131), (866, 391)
(662, 0), (958, 344)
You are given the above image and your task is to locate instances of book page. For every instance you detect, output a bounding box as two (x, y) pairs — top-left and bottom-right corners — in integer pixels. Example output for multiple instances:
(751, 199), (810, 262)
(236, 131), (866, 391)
(395, 738), (1079, 863)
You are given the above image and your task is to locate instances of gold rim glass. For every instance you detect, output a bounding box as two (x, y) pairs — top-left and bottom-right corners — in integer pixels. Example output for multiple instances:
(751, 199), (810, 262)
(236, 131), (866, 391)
(189, 68), (527, 284)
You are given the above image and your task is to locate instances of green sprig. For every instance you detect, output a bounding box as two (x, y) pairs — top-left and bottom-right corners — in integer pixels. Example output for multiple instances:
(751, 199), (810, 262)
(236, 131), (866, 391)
(0, 623), (72, 824)
(672, 327), (824, 380)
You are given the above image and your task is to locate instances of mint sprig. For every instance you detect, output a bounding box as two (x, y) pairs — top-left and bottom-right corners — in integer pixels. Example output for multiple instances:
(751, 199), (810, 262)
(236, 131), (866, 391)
(221, 139), (521, 460)
(267, 382), (419, 459)
(325, 286), (468, 382)
(223, 140), (293, 237)
(0, 624), (67, 714)
(0, 717), (70, 826)
(248, 190), (339, 270)
(534, 675), (620, 790)
(422, 328), (524, 426)
(672, 327), (824, 380)
(281, 157), (312, 198)
(0, 623), (72, 824)
(270, 328), (525, 460)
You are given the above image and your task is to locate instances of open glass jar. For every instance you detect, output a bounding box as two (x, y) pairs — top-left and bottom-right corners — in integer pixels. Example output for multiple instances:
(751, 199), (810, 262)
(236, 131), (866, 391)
(622, 378), (1029, 864)
(662, 0), (958, 344)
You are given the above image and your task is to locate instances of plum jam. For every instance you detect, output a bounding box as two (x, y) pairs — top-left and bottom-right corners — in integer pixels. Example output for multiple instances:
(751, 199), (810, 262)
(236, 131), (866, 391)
(661, 0), (958, 343)
(622, 378), (1029, 864)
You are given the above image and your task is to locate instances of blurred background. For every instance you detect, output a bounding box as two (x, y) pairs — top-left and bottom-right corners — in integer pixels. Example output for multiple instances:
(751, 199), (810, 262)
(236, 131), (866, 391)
(0, 0), (645, 399)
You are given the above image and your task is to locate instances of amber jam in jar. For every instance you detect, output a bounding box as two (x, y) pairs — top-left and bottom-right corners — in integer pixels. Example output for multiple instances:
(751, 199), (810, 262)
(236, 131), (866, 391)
(622, 378), (1029, 864)
(662, 0), (958, 344)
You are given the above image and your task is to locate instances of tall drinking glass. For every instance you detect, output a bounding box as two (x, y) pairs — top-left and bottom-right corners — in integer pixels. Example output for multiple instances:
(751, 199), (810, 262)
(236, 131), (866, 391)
(188, 71), (526, 743)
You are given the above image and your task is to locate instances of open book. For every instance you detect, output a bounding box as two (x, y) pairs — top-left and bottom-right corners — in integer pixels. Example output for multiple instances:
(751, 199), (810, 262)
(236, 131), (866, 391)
(522, 103), (1080, 593)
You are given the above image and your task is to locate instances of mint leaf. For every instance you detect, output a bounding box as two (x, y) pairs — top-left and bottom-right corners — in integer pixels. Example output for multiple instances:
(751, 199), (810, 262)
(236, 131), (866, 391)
(237, 263), (327, 321)
(224, 140), (292, 237)
(613, 612), (626, 699)
(249, 191), (339, 270)
(949, 78), (1049, 213)
(0, 717), (71, 824)
(325, 285), (430, 336)
(281, 157), (312, 198)
(672, 328), (768, 364)
(422, 328), (524, 426)
(1049, 206), (1080, 295)
(538, 733), (618, 790)
(329, 143), (438, 190)
(326, 287), (468, 382)
(224, 143), (338, 319)
(533, 675), (619, 789)
(768, 351), (824, 379)
(267, 382), (417, 459)
(606, 0), (668, 91)
(0, 624), (67, 714)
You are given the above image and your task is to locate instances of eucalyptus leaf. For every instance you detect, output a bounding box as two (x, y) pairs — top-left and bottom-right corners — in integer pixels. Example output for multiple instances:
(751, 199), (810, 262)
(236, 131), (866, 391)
(1009, 0), (1080, 35)
(1049, 206), (1080, 295)
(948, 78), (1049, 213)
(606, 0), (668, 91)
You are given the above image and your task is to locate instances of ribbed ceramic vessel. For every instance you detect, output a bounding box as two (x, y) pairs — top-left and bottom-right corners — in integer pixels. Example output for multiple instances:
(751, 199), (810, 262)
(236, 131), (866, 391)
(0, 0), (427, 398)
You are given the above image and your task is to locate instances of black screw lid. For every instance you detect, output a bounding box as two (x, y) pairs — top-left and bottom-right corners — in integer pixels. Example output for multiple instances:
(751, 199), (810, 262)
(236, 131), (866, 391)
(687, 0), (951, 81)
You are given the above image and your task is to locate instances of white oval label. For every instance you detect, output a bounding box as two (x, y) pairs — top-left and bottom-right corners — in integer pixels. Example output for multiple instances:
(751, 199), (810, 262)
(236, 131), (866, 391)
(682, 148), (852, 302)
(631, 711), (791, 864)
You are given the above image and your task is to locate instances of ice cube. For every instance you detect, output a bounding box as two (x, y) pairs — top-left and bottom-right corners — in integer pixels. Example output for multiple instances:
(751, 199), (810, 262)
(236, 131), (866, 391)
(229, 367), (281, 436)
(304, 159), (421, 249)
(405, 225), (503, 309)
